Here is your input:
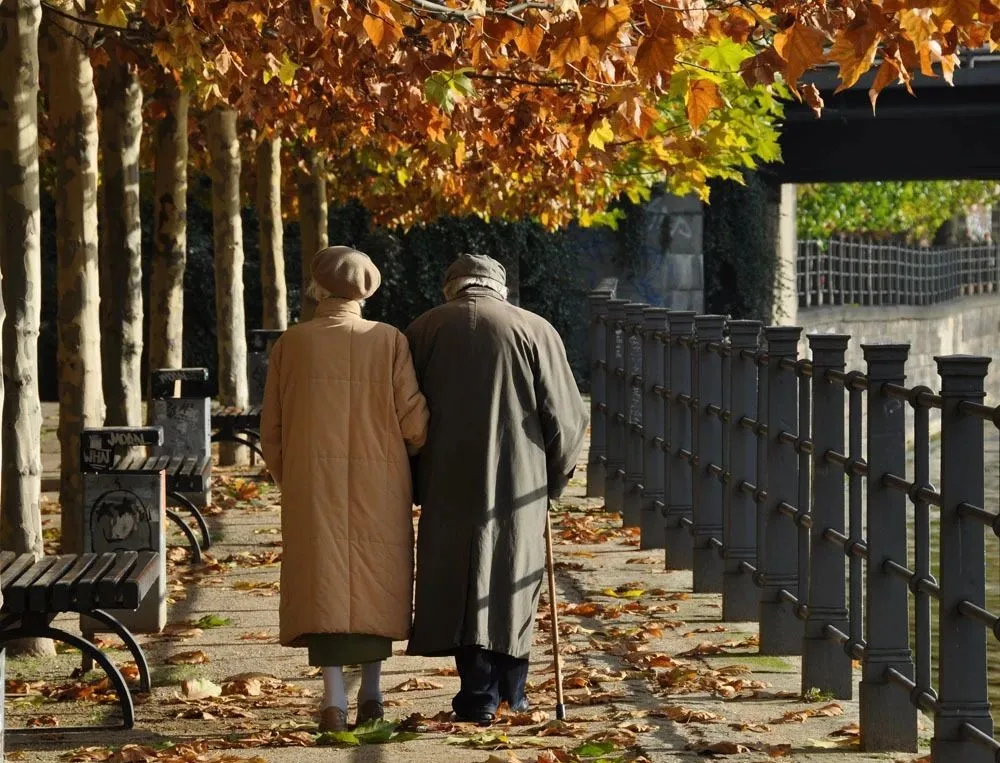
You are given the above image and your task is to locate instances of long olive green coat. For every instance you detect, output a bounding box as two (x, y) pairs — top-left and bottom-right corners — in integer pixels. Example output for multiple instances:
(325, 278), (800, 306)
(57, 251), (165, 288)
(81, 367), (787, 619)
(405, 288), (588, 659)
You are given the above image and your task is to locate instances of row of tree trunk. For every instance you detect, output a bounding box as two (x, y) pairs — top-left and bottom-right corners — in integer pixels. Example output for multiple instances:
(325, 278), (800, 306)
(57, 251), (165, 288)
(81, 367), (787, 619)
(0, 1), (325, 651)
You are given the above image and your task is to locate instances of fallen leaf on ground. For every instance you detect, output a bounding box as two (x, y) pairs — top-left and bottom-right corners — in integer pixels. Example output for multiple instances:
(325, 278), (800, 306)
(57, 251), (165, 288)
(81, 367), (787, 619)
(166, 650), (210, 665)
(730, 721), (770, 733)
(181, 677), (223, 700)
(432, 667), (459, 677)
(650, 704), (724, 723)
(770, 702), (843, 724)
(390, 677), (444, 692)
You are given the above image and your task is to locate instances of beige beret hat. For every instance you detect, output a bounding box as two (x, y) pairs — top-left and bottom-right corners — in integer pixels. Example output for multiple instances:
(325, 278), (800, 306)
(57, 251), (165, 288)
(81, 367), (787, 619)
(311, 246), (381, 301)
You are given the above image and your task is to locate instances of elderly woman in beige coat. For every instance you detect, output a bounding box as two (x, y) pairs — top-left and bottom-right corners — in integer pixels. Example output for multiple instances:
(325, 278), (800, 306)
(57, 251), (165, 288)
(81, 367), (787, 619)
(260, 246), (429, 733)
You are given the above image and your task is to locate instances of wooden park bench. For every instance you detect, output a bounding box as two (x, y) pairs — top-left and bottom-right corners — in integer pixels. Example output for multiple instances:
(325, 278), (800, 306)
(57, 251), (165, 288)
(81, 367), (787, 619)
(81, 425), (208, 564)
(0, 550), (159, 730)
(148, 369), (216, 556)
(210, 403), (265, 463)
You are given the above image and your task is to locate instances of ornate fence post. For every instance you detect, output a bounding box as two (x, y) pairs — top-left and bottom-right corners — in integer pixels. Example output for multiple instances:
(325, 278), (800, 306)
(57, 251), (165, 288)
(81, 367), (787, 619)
(693, 315), (726, 593)
(664, 311), (696, 570)
(641, 308), (669, 549)
(604, 299), (629, 515)
(587, 290), (615, 498)
(860, 344), (916, 752)
(802, 335), (852, 699)
(623, 303), (648, 528)
(722, 321), (761, 621)
(759, 326), (803, 655)
(933, 355), (993, 762)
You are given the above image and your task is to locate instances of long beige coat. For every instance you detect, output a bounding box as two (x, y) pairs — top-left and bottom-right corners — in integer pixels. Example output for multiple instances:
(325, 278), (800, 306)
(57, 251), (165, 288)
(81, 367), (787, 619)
(260, 298), (429, 647)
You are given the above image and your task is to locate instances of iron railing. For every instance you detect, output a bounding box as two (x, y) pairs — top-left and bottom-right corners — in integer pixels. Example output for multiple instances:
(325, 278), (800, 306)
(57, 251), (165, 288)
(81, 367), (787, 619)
(797, 238), (1000, 308)
(588, 283), (1000, 761)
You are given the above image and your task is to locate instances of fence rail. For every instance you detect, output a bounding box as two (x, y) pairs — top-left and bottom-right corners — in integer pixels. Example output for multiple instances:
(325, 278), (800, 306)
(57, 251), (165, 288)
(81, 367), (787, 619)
(587, 283), (1000, 761)
(797, 238), (1000, 308)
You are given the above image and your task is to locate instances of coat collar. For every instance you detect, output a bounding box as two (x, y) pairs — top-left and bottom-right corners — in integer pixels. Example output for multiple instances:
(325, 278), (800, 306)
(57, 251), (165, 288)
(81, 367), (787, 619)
(314, 298), (363, 318)
(450, 285), (506, 302)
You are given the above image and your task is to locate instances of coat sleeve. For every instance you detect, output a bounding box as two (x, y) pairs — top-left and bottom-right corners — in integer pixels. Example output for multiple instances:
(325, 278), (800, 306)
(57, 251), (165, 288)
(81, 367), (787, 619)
(260, 337), (284, 487)
(535, 321), (588, 501)
(393, 330), (429, 455)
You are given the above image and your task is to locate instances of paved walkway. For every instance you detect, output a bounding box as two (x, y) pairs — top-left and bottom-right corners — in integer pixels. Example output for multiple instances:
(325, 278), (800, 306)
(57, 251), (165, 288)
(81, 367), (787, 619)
(6, 411), (931, 762)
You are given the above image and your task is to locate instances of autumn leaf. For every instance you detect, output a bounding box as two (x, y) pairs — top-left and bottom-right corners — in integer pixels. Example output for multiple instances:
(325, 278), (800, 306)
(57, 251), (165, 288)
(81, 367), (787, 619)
(581, 3), (630, 44)
(773, 22), (827, 86)
(770, 702), (844, 724)
(686, 78), (723, 129)
(515, 25), (545, 57)
(165, 649), (210, 665)
(390, 677), (444, 692)
(180, 677), (223, 700)
(651, 704), (725, 723)
(827, 23), (881, 93)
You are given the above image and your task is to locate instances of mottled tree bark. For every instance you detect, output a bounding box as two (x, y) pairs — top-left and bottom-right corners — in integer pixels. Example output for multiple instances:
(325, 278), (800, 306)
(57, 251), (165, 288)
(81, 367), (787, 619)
(207, 106), (249, 466)
(0, 0), (53, 656)
(148, 83), (188, 374)
(41, 18), (104, 553)
(257, 139), (287, 330)
(98, 61), (143, 426)
(297, 153), (327, 322)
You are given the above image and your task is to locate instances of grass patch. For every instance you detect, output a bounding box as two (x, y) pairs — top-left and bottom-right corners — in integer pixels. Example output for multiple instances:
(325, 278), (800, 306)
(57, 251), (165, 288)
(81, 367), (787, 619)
(151, 664), (200, 687)
(707, 655), (797, 673)
(803, 686), (837, 703)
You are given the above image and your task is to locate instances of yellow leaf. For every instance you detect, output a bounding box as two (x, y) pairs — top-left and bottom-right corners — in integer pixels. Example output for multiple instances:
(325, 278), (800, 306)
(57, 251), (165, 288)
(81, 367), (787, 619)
(363, 13), (388, 48)
(514, 25), (545, 57)
(932, 0), (980, 25)
(581, 3), (630, 44)
(277, 53), (299, 86)
(773, 22), (827, 86)
(827, 22), (881, 93)
(587, 118), (614, 151)
(96, 0), (129, 27)
(685, 78), (722, 129)
(635, 36), (676, 80)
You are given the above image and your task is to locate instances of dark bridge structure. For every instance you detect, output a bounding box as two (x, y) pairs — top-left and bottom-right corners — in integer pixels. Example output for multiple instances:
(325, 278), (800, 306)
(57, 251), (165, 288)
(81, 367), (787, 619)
(768, 49), (1000, 183)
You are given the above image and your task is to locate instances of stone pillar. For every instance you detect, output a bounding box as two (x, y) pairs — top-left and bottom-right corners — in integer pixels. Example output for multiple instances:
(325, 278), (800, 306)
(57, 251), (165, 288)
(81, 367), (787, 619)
(773, 184), (798, 327)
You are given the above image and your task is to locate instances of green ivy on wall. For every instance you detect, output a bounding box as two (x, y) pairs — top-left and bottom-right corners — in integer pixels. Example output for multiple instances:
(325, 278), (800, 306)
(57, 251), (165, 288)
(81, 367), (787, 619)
(702, 171), (777, 323)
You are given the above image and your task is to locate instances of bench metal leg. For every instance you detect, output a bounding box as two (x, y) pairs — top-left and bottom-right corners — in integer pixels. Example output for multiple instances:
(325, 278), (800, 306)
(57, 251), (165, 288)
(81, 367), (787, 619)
(167, 490), (212, 550)
(210, 432), (265, 461)
(166, 509), (203, 564)
(85, 609), (152, 693)
(0, 624), (136, 730)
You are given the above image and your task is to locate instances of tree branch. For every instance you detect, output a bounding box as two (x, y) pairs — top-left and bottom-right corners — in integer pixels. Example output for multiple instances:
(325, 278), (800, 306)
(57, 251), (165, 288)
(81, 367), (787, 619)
(40, 1), (135, 34)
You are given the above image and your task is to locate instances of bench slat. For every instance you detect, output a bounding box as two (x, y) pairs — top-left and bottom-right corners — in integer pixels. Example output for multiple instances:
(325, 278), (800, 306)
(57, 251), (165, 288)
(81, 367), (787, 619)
(0, 550), (18, 575)
(96, 552), (140, 610)
(1, 554), (39, 595)
(167, 455), (184, 476)
(50, 553), (100, 610)
(75, 552), (120, 610)
(122, 551), (160, 607)
(28, 554), (80, 612)
(4, 556), (58, 612)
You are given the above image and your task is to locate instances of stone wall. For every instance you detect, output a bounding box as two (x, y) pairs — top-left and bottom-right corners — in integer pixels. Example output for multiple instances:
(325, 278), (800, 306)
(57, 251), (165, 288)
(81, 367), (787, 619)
(796, 294), (1000, 404)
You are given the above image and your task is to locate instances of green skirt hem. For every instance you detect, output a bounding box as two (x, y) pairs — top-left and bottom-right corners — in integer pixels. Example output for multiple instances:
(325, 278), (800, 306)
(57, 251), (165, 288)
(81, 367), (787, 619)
(306, 633), (392, 666)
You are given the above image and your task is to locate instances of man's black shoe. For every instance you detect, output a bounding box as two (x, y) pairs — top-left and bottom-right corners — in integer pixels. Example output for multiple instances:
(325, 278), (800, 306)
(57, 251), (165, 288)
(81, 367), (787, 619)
(508, 698), (531, 714)
(455, 711), (496, 726)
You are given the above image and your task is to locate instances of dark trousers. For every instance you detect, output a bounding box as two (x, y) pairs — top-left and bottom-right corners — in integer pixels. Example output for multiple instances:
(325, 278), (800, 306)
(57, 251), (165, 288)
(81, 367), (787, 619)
(452, 646), (530, 717)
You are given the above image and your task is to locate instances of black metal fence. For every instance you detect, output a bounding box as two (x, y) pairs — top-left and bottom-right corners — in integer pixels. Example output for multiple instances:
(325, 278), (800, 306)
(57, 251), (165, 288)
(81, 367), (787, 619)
(797, 238), (1000, 308)
(587, 284), (1000, 760)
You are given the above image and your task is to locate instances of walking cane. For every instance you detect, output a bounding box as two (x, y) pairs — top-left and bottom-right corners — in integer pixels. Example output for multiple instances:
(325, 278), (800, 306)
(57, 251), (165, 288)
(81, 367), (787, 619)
(544, 510), (566, 720)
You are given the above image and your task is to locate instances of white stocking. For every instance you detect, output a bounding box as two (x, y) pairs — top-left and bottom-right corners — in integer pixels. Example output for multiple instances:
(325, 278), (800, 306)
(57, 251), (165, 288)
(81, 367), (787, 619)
(322, 666), (347, 711)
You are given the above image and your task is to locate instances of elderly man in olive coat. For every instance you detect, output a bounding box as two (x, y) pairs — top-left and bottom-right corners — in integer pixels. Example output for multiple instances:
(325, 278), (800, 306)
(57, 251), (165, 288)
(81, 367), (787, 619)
(405, 254), (588, 723)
